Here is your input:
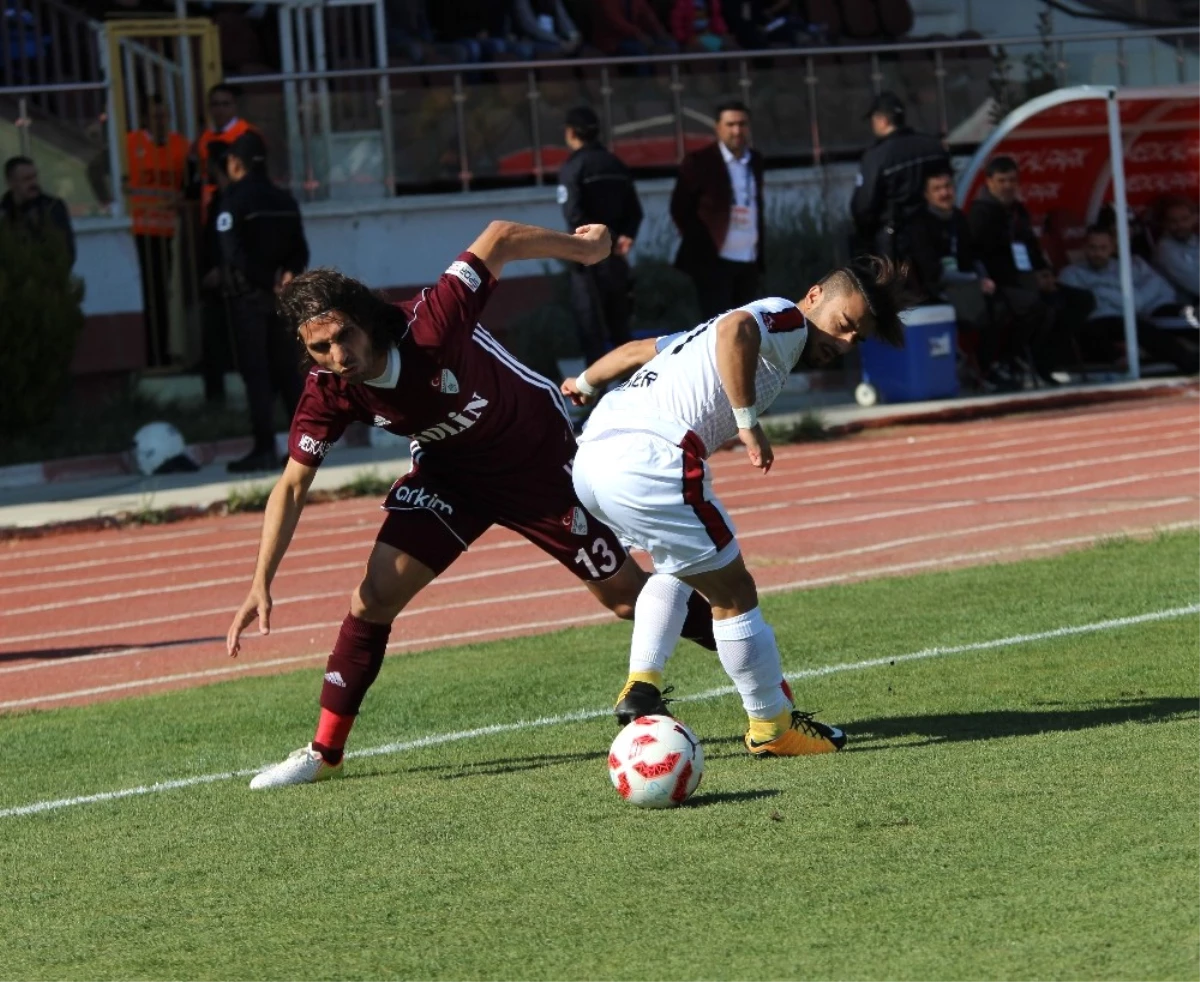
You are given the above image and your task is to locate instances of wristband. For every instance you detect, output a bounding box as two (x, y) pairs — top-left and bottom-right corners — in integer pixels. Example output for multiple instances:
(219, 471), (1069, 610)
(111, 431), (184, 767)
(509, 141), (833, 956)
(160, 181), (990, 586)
(732, 406), (758, 430)
(575, 371), (599, 397)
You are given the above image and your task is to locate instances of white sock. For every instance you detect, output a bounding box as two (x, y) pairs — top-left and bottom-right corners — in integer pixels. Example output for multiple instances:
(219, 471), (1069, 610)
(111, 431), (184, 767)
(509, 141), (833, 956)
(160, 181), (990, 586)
(629, 574), (693, 676)
(713, 607), (791, 719)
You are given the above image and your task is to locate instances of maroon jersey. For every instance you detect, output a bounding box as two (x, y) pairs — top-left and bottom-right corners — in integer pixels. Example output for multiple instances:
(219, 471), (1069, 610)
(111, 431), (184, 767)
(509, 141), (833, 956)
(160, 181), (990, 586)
(289, 251), (573, 483)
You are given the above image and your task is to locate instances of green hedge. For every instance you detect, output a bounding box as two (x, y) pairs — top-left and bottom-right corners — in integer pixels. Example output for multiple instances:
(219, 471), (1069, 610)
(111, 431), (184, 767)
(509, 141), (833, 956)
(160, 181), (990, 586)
(0, 221), (85, 431)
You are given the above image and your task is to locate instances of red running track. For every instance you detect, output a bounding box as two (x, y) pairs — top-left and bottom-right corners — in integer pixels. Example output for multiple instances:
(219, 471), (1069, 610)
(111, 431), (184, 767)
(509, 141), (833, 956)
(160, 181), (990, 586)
(2, 393), (1197, 712)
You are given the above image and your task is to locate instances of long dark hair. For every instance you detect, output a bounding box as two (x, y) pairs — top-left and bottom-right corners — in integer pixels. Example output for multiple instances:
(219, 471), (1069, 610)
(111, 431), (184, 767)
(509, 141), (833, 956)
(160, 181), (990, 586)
(277, 267), (406, 357)
(818, 256), (913, 347)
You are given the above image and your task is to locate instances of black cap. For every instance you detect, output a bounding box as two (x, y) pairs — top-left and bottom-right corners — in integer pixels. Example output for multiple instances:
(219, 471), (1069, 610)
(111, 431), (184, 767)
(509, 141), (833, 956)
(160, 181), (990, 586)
(864, 91), (906, 123)
(565, 105), (600, 133)
(228, 130), (267, 165)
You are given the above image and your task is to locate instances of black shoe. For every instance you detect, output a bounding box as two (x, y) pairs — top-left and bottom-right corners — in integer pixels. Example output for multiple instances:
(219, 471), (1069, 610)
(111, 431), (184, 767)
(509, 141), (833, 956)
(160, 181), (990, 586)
(226, 450), (282, 474)
(614, 681), (674, 727)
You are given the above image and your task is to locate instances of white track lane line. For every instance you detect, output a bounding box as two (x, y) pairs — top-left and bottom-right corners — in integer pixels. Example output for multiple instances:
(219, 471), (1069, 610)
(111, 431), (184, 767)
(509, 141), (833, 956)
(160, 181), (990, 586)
(2, 600), (1195, 818)
(2, 521), (1195, 711)
(3, 399), (1192, 572)
(8, 417), (1195, 591)
(2, 469), (1194, 651)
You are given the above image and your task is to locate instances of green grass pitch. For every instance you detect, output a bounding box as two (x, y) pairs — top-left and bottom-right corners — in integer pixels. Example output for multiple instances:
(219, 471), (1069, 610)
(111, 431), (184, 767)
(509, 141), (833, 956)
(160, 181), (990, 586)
(2, 532), (1197, 981)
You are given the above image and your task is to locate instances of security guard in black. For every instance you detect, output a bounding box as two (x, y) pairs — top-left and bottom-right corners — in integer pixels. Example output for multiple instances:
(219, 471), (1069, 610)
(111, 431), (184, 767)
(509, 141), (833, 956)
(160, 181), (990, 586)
(558, 106), (643, 363)
(217, 130), (310, 472)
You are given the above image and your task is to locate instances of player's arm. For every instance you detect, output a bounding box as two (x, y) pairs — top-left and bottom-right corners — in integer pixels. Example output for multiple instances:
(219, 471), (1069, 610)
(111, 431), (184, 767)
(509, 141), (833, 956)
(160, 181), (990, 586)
(561, 336), (660, 405)
(467, 220), (611, 279)
(226, 457), (318, 657)
(715, 311), (774, 474)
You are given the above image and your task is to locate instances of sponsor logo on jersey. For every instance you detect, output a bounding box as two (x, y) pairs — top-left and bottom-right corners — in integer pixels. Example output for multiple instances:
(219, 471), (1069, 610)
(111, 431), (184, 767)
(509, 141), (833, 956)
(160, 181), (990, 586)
(373, 415), (392, 427)
(431, 369), (459, 394)
(413, 392), (489, 443)
(298, 433), (332, 458)
(390, 484), (454, 515)
(562, 506), (588, 536)
(446, 260), (481, 293)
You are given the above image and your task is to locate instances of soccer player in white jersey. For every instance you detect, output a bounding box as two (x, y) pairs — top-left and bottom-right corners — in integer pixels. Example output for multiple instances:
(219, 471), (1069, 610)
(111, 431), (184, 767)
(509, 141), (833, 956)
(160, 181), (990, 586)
(563, 257), (909, 756)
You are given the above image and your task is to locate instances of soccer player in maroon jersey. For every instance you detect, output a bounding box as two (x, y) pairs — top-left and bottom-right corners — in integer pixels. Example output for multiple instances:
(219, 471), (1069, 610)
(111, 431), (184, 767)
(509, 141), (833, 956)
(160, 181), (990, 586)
(226, 219), (716, 788)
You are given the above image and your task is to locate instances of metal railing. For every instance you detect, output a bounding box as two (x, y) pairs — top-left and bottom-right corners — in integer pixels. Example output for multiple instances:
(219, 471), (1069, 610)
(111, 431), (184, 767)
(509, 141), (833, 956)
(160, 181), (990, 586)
(1, 24), (1195, 214)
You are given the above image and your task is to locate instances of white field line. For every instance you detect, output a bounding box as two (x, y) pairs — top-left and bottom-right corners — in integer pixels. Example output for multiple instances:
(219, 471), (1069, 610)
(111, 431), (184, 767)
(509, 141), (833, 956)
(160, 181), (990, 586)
(2, 521), (1195, 710)
(3, 406), (1193, 576)
(1, 600), (1195, 819)
(2, 468), (1194, 651)
(3, 438), (1196, 619)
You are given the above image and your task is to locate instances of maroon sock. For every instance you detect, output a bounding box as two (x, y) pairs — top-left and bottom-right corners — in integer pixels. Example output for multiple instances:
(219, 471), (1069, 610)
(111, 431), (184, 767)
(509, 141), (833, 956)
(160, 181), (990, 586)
(319, 613), (392, 719)
(680, 590), (717, 651)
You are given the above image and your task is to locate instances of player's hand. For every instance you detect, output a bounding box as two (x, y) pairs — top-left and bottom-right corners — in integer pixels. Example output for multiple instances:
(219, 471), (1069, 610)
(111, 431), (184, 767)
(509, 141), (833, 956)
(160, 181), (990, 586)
(574, 224), (612, 265)
(614, 235), (634, 258)
(738, 423), (773, 474)
(561, 377), (593, 406)
(227, 584), (272, 658)
(980, 277), (996, 296)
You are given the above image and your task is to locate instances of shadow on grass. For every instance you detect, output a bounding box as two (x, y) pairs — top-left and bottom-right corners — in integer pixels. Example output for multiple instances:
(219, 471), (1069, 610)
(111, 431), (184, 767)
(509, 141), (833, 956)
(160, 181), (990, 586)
(390, 750), (609, 780)
(0, 636), (225, 663)
(845, 696), (1199, 751)
(685, 788), (782, 807)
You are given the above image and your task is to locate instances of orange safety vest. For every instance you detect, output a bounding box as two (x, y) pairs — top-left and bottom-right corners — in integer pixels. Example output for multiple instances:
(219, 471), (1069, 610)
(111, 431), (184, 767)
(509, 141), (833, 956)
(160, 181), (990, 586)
(126, 130), (190, 237)
(196, 118), (260, 220)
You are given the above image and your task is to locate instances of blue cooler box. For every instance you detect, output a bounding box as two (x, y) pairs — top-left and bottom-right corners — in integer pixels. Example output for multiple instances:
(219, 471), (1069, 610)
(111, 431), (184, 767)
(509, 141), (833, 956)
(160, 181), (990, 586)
(860, 304), (958, 403)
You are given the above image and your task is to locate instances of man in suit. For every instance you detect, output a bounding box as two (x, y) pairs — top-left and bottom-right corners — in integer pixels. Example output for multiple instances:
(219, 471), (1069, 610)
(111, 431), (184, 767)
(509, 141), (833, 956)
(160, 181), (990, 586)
(670, 99), (765, 319)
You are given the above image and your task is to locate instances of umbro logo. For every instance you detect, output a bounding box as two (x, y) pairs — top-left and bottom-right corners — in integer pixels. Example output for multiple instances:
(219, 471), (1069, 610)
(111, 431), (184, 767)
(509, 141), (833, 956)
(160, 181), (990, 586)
(431, 369), (459, 394)
(373, 415), (392, 427)
(323, 671), (347, 688)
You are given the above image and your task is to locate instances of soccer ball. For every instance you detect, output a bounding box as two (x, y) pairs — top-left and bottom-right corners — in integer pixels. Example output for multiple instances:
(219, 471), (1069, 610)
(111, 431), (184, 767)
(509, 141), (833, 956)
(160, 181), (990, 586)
(608, 715), (704, 809)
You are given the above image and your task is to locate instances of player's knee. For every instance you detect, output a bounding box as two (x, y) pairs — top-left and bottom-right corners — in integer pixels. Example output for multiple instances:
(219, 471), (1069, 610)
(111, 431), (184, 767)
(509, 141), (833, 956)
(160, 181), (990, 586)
(351, 573), (403, 623)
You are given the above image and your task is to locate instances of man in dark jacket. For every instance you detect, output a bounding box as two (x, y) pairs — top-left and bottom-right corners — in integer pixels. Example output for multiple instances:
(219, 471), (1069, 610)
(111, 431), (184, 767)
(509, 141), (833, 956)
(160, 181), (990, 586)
(908, 167), (1010, 386)
(1, 156), (76, 267)
(850, 92), (948, 259)
(967, 155), (1068, 383)
(217, 131), (310, 472)
(558, 106), (643, 363)
(670, 99), (765, 319)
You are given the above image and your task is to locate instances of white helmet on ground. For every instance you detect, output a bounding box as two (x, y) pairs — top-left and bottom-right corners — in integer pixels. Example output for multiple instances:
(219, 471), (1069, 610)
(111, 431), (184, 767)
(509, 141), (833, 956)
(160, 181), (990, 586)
(133, 422), (196, 476)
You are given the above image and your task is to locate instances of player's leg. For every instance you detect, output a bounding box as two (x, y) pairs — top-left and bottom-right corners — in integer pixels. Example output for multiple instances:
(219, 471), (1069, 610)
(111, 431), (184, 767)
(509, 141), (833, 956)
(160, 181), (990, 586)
(681, 556), (845, 757)
(249, 475), (490, 789)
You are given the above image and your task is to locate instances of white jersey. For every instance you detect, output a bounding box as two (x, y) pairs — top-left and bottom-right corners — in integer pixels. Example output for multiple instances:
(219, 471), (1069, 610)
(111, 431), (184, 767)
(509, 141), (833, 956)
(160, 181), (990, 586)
(579, 298), (808, 457)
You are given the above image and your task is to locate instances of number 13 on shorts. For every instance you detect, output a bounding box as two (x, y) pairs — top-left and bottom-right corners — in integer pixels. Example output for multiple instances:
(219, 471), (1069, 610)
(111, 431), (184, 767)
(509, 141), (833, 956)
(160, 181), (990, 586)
(575, 537), (619, 578)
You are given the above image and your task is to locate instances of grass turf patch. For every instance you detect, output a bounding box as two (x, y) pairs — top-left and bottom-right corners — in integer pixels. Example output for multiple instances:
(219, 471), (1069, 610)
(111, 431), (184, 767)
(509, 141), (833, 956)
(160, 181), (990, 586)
(1, 533), (1197, 980)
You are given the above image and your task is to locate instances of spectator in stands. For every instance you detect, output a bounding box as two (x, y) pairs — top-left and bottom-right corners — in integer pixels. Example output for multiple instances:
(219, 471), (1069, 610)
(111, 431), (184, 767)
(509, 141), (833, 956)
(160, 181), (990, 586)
(590, 0), (679, 58)
(126, 96), (190, 368)
(1058, 225), (1197, 375)
(669, 0), (739, 50)
(384, 0), (469, 64)
(850, 91), (948, 259)
(670, 99), (764, 318)
(1154, 197), (1199, 304)
(907, 167), (1009, 388)
(722, 0), (807, 48)
(1, 155), (75, 267)
(514, 0), (583, 55)
(429, 1), (533, 61)
(968, 155), (1067, 384)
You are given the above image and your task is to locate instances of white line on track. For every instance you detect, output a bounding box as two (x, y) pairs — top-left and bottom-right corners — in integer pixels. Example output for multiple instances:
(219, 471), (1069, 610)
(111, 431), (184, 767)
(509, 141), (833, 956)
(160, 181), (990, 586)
(2, 397), (1192, 572)
(2, 601), (1196, 819)
(3, 521), (1195, 708)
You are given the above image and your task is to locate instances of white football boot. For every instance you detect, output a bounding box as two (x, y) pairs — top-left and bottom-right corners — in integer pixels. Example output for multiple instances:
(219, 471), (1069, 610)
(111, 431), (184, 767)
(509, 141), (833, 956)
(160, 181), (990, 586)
(249, 744), (343, 790)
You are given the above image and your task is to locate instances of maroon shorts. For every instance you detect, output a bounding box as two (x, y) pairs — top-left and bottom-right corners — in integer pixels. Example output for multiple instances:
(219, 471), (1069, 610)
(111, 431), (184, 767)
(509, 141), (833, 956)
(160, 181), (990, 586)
(374, 456), (627, 582)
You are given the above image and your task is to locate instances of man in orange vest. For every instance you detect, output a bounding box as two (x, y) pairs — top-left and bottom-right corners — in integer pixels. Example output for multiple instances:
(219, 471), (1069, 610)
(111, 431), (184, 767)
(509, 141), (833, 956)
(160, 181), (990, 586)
(126, 96), (190, 367)
(193, 83), (258, 223)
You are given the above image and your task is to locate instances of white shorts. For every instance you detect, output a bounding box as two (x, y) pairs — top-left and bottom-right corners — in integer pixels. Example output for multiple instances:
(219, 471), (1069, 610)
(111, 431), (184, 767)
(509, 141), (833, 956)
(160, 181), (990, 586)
(573, 429), (740, 577)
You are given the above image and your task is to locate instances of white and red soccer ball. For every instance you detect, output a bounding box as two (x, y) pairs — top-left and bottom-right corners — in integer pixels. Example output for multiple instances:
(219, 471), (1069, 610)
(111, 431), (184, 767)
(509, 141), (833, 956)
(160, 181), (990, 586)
(608, 715), (704, 808)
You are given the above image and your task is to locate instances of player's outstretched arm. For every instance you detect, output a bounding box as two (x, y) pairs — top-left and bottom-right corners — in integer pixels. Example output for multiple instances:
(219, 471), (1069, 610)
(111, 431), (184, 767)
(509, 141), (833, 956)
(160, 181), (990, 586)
(226, 457), (319, 657)
(715, 312), (774, 474)
(468, 220), (611, 279)
(561, 337), (660, 405)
